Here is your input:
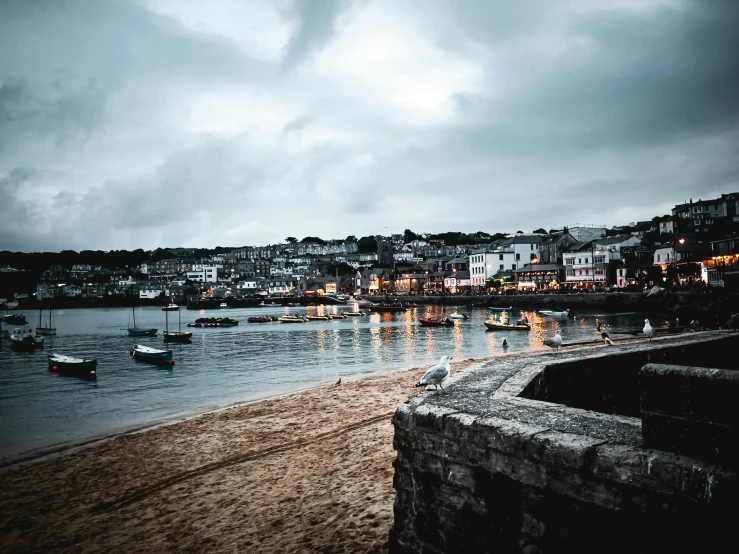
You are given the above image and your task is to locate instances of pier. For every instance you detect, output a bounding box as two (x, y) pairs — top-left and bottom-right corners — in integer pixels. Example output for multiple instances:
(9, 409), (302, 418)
(390, 331), (739, 553)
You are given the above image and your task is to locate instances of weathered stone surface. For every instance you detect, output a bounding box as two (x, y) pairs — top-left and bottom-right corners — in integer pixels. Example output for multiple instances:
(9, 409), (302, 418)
(390, 332), (739, 553)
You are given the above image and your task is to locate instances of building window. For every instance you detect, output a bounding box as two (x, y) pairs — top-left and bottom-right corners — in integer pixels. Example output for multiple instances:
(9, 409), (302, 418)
(499, 264), (504, 270)
(511, 264), (516, 271)
(657, 254), (660, 262)
(565, 258), (574, 265)
(499, 254), (503, 260)
(578, 258), (581, 264)
(516, 254), (521, 260)
(594, 256), (605, 264)
(566, 269), (574, 276)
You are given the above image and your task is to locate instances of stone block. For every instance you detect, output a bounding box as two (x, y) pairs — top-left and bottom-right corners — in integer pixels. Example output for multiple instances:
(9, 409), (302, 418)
(413, 404), (459, 432)
(478, 450), (548, 488)
(530, 429), (607, 470)
(441, 412), (479, 444)
(472, 415), (550, 460)
(444, 462), (476, 491)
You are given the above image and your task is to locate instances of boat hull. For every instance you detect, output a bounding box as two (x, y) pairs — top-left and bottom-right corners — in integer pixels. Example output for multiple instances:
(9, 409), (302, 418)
(484, 322), (530, 331)
(163, 331), (193, 342)
(49, 355), (98, 378)
(418, 318), (455, 327)
(247, 317), (272, 323)
(488, 307), (513, 312)
(131, 346), (173, 366)
(35, 327), (57, 336)
(128, 328), (158, 337)
(11, 336), (45, 351)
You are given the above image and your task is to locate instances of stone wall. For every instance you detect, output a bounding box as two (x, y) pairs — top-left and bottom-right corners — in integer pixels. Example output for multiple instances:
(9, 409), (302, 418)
(390, 332), (739, 553)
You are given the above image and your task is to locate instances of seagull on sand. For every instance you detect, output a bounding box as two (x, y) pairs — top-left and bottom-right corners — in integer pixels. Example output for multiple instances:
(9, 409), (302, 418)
(601, 331), (613, 345)
(543, 330), (563, 353)
(335, 378), (341, 385)
(643, 319), (656, 341)
(414, 356), (451, 394)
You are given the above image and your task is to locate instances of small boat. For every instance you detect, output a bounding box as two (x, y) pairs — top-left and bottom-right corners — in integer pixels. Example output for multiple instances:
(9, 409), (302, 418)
(405, 303), (419, 308)
(306, 315), (329, 321)
(418, 318), (455, 327)
(488, 306), (513, 312)
(127, 306), (157, 337)
(36, 307), (56, 336)
(247, 316), (272, 323)
(539, 307), (570, 318)
(130, 344), (174, 366)
(329, 314), (347, 319)
(367, 304), (409, 313)
(449, 313), (469, 320)
(162, 303), (179, 311)
(484, 321), (530, 331)
(48, 353), (97, 378)
(279, 316), (306, 323)
(219, 302), (228, 308)
(345, 311), (366, 317)
(163, 308), (192, 343)
(10, 326), (45, 351)
(187, 317), (239, 327)
(2, 313), (27, 325)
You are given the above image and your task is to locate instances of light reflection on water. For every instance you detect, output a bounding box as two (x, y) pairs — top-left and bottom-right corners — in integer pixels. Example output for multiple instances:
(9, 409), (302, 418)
(0, 305), (668, 462)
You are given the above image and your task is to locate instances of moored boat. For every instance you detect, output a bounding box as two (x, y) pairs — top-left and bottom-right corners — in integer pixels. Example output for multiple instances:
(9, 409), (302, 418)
(3, 313), (27, 325)
(127, 306), (157, 336)
(345, 311), (366, 317)
(306, 315), (329, 321)
(48, 353), (98, 378)
(278, 316), (307, 323)
(130, 344), (174, 366)
(367, 304), (409, 313)
(163, 308), (192, 342)
(187, 317), (239, 328)
(488, 306), (513, 312)
(484, 321), (530, 331)
(162, 303), (179, 311)
(449, 313), (469, 320)
(418, 317), (455, 327)
(10, 326), (45, 351)
(36, 307), (56, 336)
(247, 316), (272, 323)
(538, 308), (570, 318)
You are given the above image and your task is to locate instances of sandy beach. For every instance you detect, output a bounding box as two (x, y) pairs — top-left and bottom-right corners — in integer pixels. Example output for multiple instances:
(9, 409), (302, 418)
(0, 357), (484, 553)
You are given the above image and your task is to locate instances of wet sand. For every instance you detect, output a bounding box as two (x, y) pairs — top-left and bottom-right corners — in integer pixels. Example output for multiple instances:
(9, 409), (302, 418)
(0, 357), (486, 553)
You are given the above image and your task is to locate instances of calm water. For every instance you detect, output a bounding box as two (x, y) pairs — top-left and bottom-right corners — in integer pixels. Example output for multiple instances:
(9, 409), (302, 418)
(0, 305), (667, 463)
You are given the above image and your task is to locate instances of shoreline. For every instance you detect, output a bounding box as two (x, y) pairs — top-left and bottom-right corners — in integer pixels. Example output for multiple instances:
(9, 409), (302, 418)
(0, 339), (652, 553)
(0, 358), (481, 472)
(1, 356), (486, 553)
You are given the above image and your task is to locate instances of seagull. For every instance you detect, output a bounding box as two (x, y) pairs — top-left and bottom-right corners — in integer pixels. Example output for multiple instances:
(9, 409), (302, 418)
(335, 378), (341, 385)
(414, 356), (451, 394)
(643, 319), (656, 341)
(543, 330), (563, 353)
(601, 331), (613, 345)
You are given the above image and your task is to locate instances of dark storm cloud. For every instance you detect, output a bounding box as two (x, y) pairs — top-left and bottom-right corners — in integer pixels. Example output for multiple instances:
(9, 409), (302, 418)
(0, 0), (736, 250)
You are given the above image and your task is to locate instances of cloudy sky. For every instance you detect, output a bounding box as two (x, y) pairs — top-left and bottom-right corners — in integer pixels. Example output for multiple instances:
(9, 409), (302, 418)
(1, 0), (737, 252)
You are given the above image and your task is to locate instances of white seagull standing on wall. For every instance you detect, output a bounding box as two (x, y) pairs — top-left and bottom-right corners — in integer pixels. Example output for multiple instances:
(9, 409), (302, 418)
(643, 319), (656, 341)
(414, 356), (451, 394)
(543, 330), (563, 353)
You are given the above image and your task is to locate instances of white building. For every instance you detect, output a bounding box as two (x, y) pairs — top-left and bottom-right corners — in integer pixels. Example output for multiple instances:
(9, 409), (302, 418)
(139, 287), (164, 299)
(468, 235), (542, 288)
(187, 264), (220, 283)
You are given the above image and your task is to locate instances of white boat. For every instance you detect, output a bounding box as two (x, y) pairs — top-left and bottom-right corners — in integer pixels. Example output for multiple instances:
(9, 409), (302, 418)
(449, 313), (469, 320)
(219, 302), (228, 308)
(162, 303), (179, 311)
(10, 325), (45, 351)
(48, 353), (97, 377)
(539, 308), (570, 318)
(130, 344), (174, 366)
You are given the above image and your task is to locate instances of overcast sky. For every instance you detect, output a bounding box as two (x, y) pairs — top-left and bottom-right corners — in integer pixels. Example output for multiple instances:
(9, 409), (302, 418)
(1, 0), (737, 252)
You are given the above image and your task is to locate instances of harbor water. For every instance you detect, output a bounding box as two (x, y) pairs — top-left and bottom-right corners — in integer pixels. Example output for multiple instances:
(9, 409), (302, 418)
(0, 305), (667, 464)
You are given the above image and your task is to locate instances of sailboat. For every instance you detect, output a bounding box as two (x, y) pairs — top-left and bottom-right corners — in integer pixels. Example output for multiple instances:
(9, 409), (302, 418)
(163, 307), (192, 343)
(127, 306), (157, 337)
(36, 306), (57, 336)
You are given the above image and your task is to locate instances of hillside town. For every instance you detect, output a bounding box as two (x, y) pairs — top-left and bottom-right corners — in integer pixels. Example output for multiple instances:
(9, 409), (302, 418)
(1, 193), (738, 308)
